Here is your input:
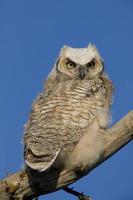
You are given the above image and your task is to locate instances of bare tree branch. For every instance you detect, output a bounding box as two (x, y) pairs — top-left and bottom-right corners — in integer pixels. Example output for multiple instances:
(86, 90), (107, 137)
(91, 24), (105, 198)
(0, 111), (133, 200)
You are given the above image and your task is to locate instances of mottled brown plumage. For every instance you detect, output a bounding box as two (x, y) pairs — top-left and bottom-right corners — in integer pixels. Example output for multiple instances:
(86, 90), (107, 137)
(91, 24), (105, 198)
(24, 44), (113, 175)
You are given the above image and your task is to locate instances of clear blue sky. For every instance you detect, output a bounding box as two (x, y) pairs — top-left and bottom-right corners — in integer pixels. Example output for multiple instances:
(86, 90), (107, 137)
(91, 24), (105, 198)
(0, 1), (133, 200)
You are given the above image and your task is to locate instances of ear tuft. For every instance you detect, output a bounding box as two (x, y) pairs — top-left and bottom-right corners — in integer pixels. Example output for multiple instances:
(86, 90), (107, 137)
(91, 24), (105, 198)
(87, 43), (97, 51)
(61, 45), (70, 51)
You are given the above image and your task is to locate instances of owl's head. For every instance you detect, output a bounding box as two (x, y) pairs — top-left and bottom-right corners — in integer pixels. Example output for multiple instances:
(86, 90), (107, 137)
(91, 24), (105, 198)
(45, 44), (104, 90)
(55, 44), (104, 80)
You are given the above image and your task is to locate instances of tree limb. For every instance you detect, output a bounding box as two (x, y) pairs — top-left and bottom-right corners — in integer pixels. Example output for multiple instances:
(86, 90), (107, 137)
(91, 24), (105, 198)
(0, 111), (133, 199)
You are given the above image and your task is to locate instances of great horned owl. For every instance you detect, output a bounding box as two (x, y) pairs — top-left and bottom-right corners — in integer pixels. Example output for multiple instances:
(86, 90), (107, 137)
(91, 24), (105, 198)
(24, 44), (113, 178)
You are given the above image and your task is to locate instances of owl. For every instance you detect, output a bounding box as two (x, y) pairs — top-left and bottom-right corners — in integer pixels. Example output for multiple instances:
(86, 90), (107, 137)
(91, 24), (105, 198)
(24, 44), (113, 180)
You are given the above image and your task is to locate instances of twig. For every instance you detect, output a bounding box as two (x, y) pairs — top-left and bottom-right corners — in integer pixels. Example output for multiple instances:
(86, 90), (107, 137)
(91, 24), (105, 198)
(63, 186), (92, 200)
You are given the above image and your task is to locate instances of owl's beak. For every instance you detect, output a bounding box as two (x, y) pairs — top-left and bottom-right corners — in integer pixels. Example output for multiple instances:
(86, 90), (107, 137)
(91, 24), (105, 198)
(79, 67), (86, 80)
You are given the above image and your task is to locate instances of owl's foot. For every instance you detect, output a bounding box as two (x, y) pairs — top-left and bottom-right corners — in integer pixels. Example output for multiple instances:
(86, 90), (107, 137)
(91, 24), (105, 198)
(63, 186), (92, 200)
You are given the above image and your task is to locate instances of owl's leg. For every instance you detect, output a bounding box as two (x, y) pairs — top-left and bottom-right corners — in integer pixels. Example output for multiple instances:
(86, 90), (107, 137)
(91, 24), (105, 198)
(63, 186), (92, 200)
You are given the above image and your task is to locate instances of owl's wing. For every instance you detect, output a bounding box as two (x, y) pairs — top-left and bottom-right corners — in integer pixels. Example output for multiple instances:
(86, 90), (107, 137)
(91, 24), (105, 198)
(23, 95), (64, 173)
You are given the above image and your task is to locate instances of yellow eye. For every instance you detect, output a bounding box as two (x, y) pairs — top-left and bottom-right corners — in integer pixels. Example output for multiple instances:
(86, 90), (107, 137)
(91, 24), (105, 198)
(87, 61), (95, 68)
(87, 59), (96, 68)
(66, 60), (76, 69)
